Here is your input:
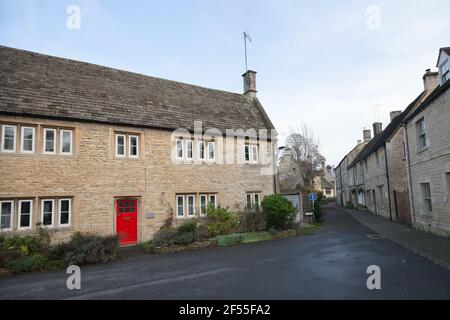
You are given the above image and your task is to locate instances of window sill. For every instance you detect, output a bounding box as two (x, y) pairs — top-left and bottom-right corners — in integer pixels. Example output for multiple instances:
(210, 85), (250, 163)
(417, 147), (429, 155)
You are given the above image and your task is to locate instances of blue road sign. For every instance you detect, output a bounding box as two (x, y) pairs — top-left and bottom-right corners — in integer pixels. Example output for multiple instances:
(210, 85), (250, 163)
(309, 193), (317, 201)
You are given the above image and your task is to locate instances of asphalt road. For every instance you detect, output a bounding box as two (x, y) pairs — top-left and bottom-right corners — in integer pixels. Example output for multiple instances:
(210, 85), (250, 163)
(1, 203), (450, 300)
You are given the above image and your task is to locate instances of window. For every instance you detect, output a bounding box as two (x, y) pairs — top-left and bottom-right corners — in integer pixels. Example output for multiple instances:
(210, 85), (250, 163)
(199, 141), (205, 160)
(1, 125), (16, 152)
(176, 139), (183, 159)
(176, 195), (184, 218)
(251, 145), (258, 163)
(421, 183), (433, 213)
(416, 118), (427, 151)
(186, 140), (193, 160)
(43, 128), (56, 154)
(59, 199), (71, 226)
(208, 142), (215, 160)
(20, 127), (35, 153)
(60, 130), (73, 155)
(244, 144), (250, 162)
(402, 142), (407, 159)
(208, 194), (217, 209)
(364, 160), (368, 170)
(378, 186), (384, 208)
(18, 200), (33, 230)
(325, 189), (332, 195)
(129, 135), (139, 158)
(187, 195), (195, 217)
(41, 199), (54, 227)
(116, 134), (126, 157)
(440, 59), (449, 83)
(199, 194), (207, 217)
(375, 151), (380, 166)
(0, 200), (13, 231)
(246, 193), (261, 209)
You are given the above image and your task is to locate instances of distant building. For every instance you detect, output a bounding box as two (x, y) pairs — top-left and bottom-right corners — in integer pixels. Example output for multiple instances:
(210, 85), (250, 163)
(313, 166), (336, 198)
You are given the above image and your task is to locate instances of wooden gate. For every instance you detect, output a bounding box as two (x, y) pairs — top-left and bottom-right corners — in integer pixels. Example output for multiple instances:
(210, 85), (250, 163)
(394, 190), (411, 226)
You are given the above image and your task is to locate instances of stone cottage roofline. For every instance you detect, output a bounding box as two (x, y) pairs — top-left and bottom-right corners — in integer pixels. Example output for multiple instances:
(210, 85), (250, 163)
(436, 47), (450, 67)
(0, 45), (275, 135)
(348, 91), (426, 169)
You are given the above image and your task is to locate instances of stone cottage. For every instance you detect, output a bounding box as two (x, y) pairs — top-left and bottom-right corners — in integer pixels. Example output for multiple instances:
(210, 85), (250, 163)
(0, 46), (278, 245)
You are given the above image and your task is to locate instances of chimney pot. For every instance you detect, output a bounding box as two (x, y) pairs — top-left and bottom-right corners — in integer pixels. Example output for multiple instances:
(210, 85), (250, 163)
(423, 69), (439, 92)
(242, 70), (257, 97)
(363, 129), (372, 142)
(373, 122), (383, 136)
(390, 110), (402, 121)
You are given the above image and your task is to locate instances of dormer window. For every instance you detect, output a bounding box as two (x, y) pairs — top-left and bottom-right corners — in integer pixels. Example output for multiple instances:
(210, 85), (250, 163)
(440, 58), (449, 84)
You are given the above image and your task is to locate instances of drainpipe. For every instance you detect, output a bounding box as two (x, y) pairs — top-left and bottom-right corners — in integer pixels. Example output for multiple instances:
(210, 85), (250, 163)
(384, 142), (393, 222)
(339, 164), (343, 206)
(404, 124), (416, 225)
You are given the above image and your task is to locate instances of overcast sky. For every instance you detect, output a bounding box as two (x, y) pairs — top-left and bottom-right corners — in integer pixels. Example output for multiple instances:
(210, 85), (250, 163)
(1, 0), (449, 165)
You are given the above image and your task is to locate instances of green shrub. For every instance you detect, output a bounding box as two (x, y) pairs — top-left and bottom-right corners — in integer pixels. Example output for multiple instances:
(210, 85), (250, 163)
(142, 240), (156, 253)
(206, 206), (237, 237)
(237, 209), (266, 233)
(195, 225), (211, 241)
(177, 220), (198, 236)
(240, 232), (271, 243)
(49, 232), (119, 265)
(6, 254), (50, 274)
(261, 195), (296, 230)
(153, 228), (177, 247)
(217, 233), (242, 246)
(174, 232), (195, 245)
(313, 202), (325, 223)
(345, 201), (355, 209)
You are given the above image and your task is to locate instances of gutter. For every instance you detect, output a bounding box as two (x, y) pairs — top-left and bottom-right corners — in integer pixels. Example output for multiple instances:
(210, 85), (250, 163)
(384, 142), (393, 222)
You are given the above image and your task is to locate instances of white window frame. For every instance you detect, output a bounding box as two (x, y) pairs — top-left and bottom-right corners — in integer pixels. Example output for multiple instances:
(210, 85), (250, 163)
(41, 199), (55, 228)
(416, 118), (427, 151)
(58, 198), (72, 227)
(207, 141), (215, 161)
(186, 140), (193, 160)
(421, 183), (433, 213)
(199, 194), (207, 217)
(440, 59), (449, 83)
(176, 195), (185, 219)
(128, 135), (139, 158)
(18, 200), (33, 230)
(116, 134), (126, 158)
(176, 139), (184, 160)
(208, 194), (217, 209)
(1, 125), (17, 153)
(244, 144), (250, 162)
(43, 128), (57, 155)
(198, 141), (205, 160)
(187, 195), (196, 217)
(246, 192), (261, 208)
(20, 126), (35, 154)
(0, 200), (14, 231)
(251, 145), (258, 163)
(60, 129), (73, 155)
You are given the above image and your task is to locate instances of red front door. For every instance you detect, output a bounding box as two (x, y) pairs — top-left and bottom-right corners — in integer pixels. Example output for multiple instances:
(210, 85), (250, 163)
(116, 199), (138, 245)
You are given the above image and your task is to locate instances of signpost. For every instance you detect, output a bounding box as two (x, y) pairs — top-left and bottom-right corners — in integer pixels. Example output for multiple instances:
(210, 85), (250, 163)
(309, 193), (317, 211)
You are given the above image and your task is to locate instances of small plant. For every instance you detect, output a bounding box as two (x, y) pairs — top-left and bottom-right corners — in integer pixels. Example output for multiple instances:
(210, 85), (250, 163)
(237, 208), (266, 233)
(141, 240), (156, 253)
(262, 195), (296, 231)
(153, 228), (177, 247)
(177, 220), (198, 236)
(345, 201), (355, 209)
(195, 225), (211, 241)
(314, 202), (325, 223)
(206, 206), (237, 237)
(173, 232), (195, 245)
(6, 254), (50, 274)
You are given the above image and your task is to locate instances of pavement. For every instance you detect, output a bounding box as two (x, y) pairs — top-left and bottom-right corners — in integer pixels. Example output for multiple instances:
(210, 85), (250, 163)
(1, 202), (450, 300)
(348, 207), (450, 271)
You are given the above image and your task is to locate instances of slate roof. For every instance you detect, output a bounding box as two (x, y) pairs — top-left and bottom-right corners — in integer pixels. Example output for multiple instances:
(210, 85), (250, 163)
(321, 177), (334, 189)
(0, 46), (274, 134)
(348, 91), (426, 169)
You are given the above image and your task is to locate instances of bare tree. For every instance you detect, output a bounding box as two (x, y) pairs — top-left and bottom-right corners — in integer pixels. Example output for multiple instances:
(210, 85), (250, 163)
(285, 124), (326, 191)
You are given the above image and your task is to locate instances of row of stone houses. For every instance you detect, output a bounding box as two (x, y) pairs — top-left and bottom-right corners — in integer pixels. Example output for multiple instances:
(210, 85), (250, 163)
(0, 46), (278, 245)
(336, 47), (450, 237)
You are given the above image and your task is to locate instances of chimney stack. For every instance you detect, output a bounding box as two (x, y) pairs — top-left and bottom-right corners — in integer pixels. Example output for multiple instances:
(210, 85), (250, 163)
(242, 70), (257, 97)
(373, 122), (383, 136)
(363, 128), (372, 142)
(423, 69), (439, 92)
(390, 110), (402, 121)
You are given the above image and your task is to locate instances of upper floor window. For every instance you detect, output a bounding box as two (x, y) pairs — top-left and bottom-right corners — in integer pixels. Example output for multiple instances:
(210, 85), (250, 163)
(116, 133), (139, 158)
(60, 129), (73, 155)
(375, 150), (380, 166)
(176, 139), (183, 159)
(20, 126), (35, 153)
(208, 141), (215, 161)
(244, 143), (258, 163)
(43, 128), (56, 154)
(186, 140), (193, 160)
(416, 118), (427, 151)
(129, 135), (139, 158)
(420, 183), (432, 213)
(199, 141), (205, 160)
(1, 125), (16, 153)
(440, 59), (449, 83)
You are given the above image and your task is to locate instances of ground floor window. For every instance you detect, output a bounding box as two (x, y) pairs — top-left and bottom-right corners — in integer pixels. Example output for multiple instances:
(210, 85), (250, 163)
(0, 200), (13, 230)
(176, 193), (218, 219)
(59, 199), (72, 226)
(18, 200), (33, 230)
(420, 183), (433, 213)
(246, 192), (261, 210)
